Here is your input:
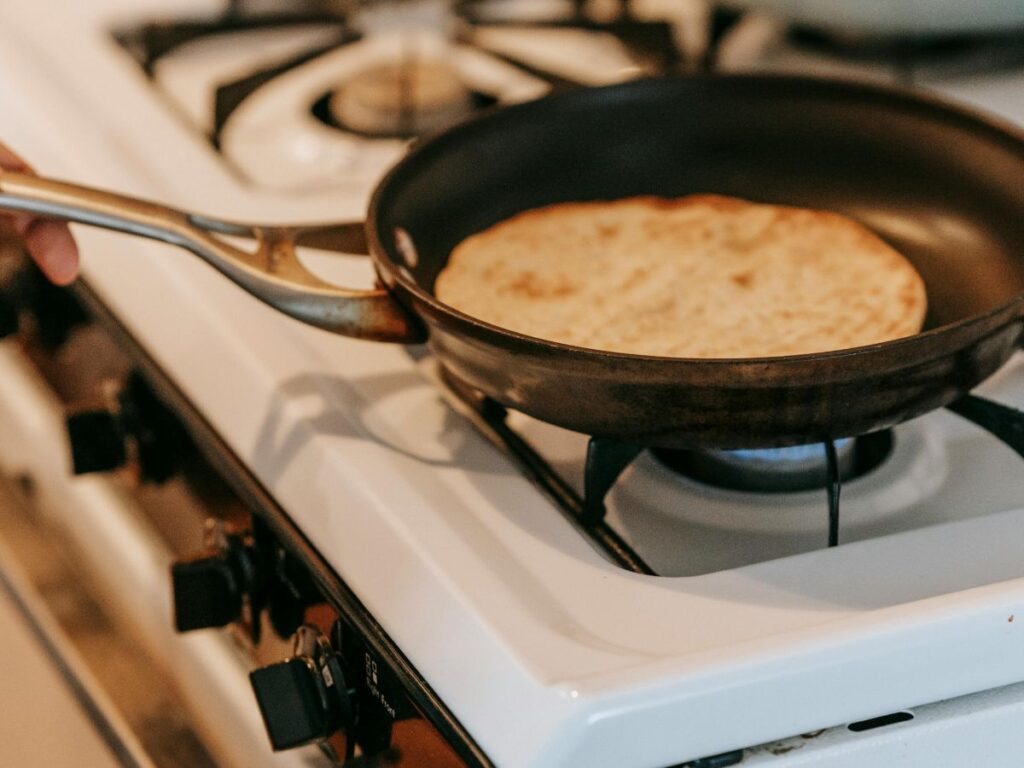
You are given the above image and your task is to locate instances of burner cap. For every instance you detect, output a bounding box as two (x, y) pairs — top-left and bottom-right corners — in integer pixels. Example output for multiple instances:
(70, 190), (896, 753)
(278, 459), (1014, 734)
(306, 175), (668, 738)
(329, 58), (474, 138)
(653, 432), (893, 493)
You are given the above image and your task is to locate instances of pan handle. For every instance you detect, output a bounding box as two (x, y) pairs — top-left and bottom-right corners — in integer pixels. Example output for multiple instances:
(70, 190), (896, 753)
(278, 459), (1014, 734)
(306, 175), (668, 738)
(0, 171), (425, 343)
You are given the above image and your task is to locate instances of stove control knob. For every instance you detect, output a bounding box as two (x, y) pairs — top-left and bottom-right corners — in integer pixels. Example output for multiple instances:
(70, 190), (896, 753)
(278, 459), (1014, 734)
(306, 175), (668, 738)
(171, 526), (262, 633)
(0, 255), (82, 342)
(65, 373), (190, 481)
(250, 626), (355, 752)
(65, 407), (127, 474)
(22, 265), (88, 349)
(171, 553), (244, 632)
(0, 249), (23, 339)
(0, 295), (19, 339)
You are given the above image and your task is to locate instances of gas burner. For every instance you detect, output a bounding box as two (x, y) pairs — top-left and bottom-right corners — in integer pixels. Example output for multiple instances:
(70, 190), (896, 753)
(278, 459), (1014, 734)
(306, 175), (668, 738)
(438, 358), (1024, 576)
(326, 57), (478, 138)
(653, 432), (892, 493)
(463, 0), (579, 24)
(215, 37), (542, 192)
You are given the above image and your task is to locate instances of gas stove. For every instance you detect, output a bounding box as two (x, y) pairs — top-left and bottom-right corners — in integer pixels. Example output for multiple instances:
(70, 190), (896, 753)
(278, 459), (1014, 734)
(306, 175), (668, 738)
(112, 0), (689, 193)
(3, 2), (1024, 768)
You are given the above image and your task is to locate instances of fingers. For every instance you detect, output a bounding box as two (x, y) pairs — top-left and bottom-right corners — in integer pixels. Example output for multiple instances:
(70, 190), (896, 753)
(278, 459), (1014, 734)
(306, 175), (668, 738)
(0, 140), (33, 173)
(0, 140), (80, 284)
(21, 220), (80, 285)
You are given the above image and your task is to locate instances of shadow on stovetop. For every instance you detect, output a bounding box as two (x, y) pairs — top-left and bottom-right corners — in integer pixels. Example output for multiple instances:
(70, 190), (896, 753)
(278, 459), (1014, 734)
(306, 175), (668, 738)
(249, 363), (1024, 631)
(250, 368), (503, 477)
(249, 367), (681, 659)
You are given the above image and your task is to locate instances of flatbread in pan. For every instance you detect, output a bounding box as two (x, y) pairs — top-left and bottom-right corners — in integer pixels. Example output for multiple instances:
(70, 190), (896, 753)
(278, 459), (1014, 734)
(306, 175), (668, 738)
(436, 194), (927, 358)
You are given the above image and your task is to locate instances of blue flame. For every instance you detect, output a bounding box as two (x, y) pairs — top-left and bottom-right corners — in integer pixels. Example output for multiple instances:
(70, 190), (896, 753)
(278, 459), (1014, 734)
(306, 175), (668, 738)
(725, 439), (852, 464)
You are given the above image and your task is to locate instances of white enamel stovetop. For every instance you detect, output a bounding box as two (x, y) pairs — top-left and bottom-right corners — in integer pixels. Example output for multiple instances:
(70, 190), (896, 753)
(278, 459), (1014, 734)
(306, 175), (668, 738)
(4, 1), (1024, 766)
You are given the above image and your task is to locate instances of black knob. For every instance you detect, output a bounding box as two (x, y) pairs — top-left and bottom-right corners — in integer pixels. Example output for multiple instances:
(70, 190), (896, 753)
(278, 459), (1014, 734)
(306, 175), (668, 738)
(24, 267), (87, 349)
(0, 248), (24, 339)
(0, 254), (82, 343)
(65, 373), (191, 481)
(0, 296), (18, 339)
(171, 554), (243, 632)
(250, 628), (354, 751)
(65, 409), (127, 474)
(171, 530), (262, 633)
(250, 658), (332, 750)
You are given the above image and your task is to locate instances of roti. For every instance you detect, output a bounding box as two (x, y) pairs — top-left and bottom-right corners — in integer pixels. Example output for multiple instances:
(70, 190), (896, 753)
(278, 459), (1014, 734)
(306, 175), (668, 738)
(434, 195), (927, 358)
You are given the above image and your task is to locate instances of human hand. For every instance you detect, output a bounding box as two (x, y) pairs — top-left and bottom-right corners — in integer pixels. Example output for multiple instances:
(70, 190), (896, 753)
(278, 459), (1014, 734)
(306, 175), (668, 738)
(0, 141), (79, 285)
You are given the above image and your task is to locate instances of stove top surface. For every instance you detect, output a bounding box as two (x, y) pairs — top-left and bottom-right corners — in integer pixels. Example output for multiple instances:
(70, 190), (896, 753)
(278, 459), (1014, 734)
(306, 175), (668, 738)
(4, 1), (1024, 766)
(113, 0), (688, 195)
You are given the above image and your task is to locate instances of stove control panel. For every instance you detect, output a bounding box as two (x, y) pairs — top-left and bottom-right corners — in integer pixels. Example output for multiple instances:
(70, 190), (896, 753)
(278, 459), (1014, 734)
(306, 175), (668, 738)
(216, 548), (469, 766)
(330, 617), (417, 756)
(4, 264), (480, 766)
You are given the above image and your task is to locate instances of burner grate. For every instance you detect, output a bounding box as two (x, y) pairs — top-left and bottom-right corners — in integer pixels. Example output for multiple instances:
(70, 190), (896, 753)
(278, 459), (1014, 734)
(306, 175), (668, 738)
(441, 365), (1024, 575)
(114, 12), (349, 74)
(112, 2), (688, 188)
(703, 5), (1024, 81)
(438, 369), (656, 575)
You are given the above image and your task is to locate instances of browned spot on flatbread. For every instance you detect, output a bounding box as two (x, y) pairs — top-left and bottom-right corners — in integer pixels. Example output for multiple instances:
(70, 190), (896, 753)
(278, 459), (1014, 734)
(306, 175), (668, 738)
(506, 271), (575, 299)
(731, 271), (753, 288)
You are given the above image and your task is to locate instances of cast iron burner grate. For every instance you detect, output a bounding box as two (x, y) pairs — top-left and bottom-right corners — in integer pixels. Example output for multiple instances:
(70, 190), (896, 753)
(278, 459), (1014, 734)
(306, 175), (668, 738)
(113, 2), (684, 155)
(440, 367), (1024, 576)
(703, 6), (1024, 80)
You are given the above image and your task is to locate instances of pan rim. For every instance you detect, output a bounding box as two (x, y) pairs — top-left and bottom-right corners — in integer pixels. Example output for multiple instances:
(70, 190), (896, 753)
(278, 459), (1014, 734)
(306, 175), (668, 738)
(367, 72), (1024, 367)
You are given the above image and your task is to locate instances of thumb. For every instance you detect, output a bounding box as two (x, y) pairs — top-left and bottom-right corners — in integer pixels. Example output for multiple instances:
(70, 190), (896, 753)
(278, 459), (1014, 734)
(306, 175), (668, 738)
(0, 141), (80, 285)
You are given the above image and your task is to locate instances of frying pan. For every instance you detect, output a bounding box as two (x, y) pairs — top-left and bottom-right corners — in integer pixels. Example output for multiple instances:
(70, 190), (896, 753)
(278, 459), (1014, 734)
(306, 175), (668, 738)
(2, 75), (1024, 450)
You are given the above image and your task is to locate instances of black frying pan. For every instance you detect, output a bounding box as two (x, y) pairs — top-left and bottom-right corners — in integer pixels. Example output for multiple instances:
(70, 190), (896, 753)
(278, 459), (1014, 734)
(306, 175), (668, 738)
(2, 74), (1024, 449)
